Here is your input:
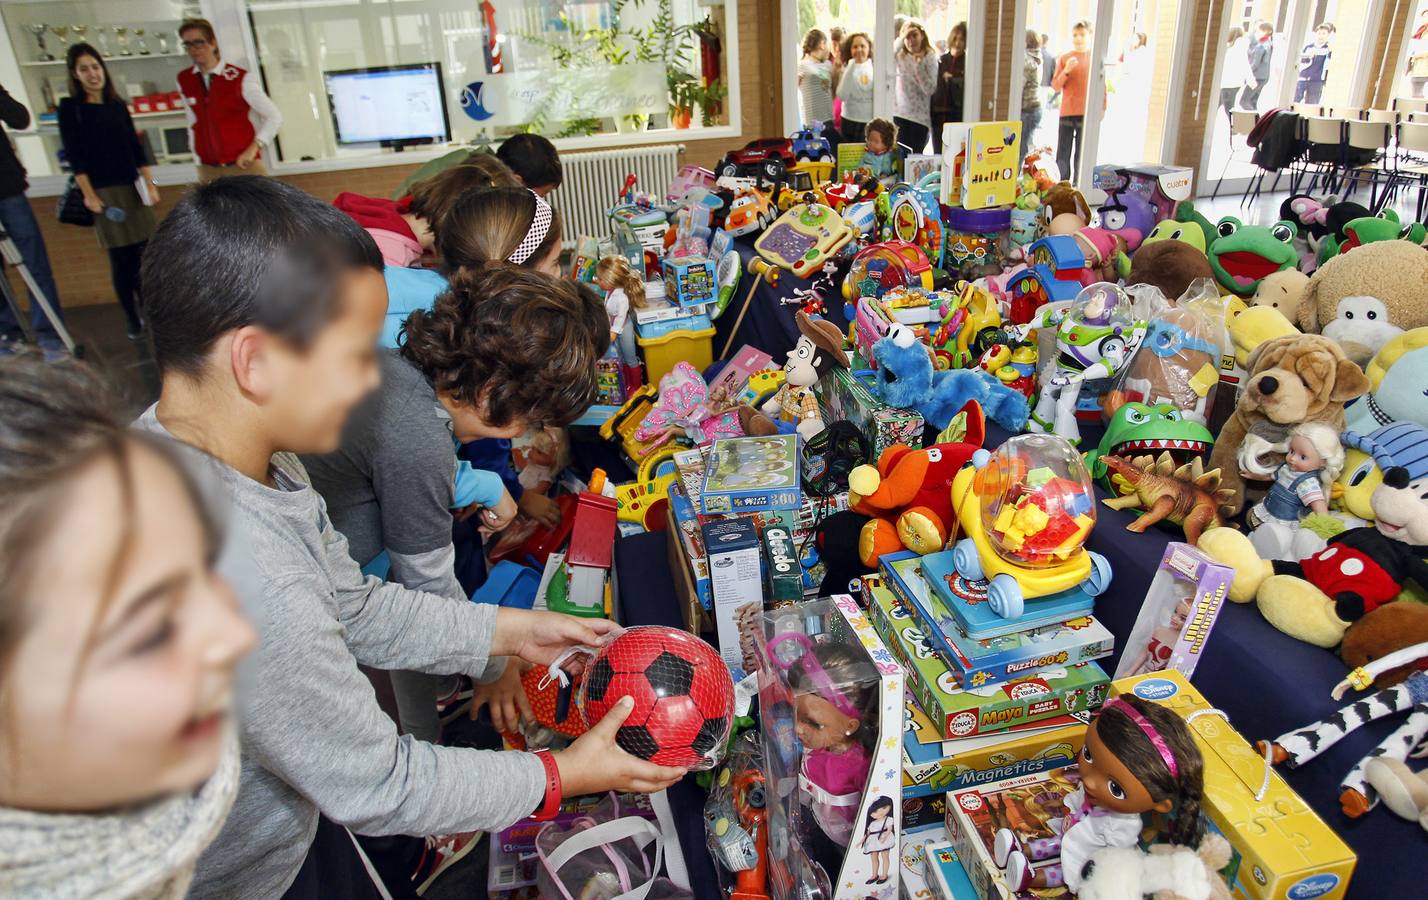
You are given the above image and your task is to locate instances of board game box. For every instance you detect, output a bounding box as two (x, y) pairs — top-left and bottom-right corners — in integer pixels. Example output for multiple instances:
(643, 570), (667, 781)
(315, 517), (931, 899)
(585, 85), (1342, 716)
(944, 769), (1079, 900)
(902, 698), (1086, 799)
(700, 434), (802, 514)
(924, 839), (981, 900)
(881, 551), (1113, 686)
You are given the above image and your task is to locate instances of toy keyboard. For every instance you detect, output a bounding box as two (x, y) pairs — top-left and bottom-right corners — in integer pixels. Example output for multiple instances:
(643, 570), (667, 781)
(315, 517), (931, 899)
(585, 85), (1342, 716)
(614, 473), (676, 531)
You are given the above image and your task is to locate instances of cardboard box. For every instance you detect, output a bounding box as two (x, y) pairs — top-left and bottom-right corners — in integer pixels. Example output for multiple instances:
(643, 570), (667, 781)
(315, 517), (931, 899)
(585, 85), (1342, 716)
(664, 500), (711, 634)
(945, 770), (1079, 900)
(761, 524), (803, 605)
(1111, 671), (1356, 900)
(867, 579), (1109, 739)
(924, 840), (981, 900)
(701, 434), (802, 515)
(1113, 542), (1230, 680)
(667, 481), (712, 612)
(904, 791), (949, 833)
(902, 698), (1086, 798)
(814, 364), (925, 455)
(900, 827), (951, 899)
(703, 517), (762, 678)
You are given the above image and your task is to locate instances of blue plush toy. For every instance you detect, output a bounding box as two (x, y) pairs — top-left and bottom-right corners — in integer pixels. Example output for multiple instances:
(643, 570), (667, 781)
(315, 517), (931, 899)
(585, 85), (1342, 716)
(872, 324), (1030, 432)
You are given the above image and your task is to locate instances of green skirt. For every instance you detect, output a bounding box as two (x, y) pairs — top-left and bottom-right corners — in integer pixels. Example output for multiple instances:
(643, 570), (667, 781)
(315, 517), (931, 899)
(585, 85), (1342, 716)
(94, 183), (157, 250)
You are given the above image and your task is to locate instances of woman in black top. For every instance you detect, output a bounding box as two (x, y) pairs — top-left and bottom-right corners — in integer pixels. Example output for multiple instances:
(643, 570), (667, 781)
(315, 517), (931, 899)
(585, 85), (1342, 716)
(58, 43), (158, 339)
(930, 21), (967, 155)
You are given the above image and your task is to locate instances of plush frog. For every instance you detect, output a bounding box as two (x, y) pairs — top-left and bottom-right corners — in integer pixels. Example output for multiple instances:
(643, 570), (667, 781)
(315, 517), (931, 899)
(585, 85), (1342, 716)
(1084, 401), (1213, 489)
(1141, 218), (1207, 254)
(1318, 209), (1428, 262)
(1207, 216), (1299, 297)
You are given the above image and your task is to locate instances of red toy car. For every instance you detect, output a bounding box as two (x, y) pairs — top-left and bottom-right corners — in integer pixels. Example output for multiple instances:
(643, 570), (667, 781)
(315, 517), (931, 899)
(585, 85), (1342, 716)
(718, 138), (796, 184)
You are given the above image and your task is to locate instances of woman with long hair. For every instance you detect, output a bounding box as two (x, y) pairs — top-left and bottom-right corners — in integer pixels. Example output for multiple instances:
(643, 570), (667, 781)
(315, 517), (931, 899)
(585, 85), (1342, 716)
(57, 43), (158, 340)
(837, 32), (875, 143)
(930, 21), (968, 154)
(893, 20), (938, 153)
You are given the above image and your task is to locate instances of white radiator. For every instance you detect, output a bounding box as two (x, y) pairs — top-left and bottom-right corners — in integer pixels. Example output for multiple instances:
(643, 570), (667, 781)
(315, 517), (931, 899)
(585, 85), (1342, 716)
(548, 144), (684, 247)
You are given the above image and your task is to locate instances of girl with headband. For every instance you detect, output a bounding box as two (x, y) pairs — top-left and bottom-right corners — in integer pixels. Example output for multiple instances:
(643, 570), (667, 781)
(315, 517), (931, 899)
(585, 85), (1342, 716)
(994, 694), (1205, 892)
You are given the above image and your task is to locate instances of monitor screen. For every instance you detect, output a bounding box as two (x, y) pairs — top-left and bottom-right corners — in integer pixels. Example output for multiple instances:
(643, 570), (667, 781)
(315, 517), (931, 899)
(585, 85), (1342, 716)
(324, 63), (450, 146)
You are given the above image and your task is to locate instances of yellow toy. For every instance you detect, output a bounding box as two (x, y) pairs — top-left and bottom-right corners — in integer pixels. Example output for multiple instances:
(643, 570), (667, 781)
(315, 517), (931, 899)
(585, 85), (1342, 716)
(599, 384), (681, 480)
(737, 368), (785, 407)
(948, 434), (1110, 618)
(931, 280), (1004, 370)
(614, 472), (678, 530)
(1227, 303), (1299, 368)
(1333, 446), (1381, 524)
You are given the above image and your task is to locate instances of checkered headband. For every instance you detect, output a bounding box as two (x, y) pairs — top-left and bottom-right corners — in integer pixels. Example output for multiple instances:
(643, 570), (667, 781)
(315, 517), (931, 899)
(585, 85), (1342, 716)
(509, 189), (554, 265)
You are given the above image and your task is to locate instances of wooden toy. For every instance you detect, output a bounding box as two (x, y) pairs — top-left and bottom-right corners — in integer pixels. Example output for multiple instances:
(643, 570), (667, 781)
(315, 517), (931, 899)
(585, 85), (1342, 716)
(1004, 236), (1088, 325)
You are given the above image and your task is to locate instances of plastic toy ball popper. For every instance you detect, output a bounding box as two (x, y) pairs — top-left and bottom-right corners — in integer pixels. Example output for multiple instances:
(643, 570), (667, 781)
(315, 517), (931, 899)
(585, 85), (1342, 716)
(719, 199), (856, 358)
(1020, 282), (1146, 446)
(948, 433), (1111, 620)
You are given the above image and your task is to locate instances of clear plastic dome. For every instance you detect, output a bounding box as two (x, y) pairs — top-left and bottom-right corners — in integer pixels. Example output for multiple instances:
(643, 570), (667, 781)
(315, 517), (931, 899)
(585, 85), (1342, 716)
(974, 433), (1097, 568)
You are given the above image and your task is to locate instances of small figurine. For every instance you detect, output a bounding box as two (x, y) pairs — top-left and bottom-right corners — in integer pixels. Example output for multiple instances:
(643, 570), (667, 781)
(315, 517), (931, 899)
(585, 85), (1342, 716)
(746, 312), (849, 441)
(994, 695), (1205, 893)
(1238, 422), (1344, 560)
(594, 255), (648, 392)
(768, 634), (879, 847)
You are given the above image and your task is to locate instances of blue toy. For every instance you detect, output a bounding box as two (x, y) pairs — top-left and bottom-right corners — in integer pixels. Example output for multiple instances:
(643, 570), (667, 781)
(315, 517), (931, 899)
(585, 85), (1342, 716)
(662, 257), (718, 308)
(871, 323), (1030, 432)
(1004, 235), (1088, 324)
(791, 121), (833, 163)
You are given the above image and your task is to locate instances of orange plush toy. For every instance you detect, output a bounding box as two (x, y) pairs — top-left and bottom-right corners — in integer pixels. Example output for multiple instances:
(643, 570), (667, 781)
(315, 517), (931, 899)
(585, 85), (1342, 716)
(848, 401), (986, 566)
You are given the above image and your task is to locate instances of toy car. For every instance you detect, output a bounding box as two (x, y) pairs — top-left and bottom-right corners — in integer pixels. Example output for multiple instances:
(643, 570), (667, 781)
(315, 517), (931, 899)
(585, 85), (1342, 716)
(948, 434), (1111, 618)
(724, 188), (776, 237)
(771, 169), (818, 213)
(718, 138), (797, 184)
(931, 280), (1008, 370)
(790, 122), (833, 164)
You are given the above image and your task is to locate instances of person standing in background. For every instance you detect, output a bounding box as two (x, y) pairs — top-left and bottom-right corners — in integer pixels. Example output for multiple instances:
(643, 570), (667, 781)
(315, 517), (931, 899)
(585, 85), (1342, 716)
(1244, 21), (1274, 110)
(829, 26), (846, 128)
(837, 32), (874, 143)
(930, 21), (967, 155)
(1294, 22), (1335, 105)
(798, 29), (836, 141)
(1022, 30), (1045, 146)
(0, 84), (66, 355)
(893, 20), (938, 154)
(58, 44), (158, 342)
(1218, 27), (1252, 128)
(1052, 20), (1093, 181)
(177, 17), (282, 183)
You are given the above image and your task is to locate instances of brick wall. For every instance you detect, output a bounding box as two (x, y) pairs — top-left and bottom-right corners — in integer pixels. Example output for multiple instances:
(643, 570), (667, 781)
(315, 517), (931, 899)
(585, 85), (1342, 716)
(9, 0), (779, 313)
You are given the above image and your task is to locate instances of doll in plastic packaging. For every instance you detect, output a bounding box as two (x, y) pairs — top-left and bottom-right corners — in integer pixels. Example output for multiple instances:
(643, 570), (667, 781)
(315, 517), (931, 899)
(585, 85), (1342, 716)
(993, 695), (1205, 893)
(1238, 422), (1344, 561)
(769, 634), (878, 847)
(1125, 595), (1194, 677)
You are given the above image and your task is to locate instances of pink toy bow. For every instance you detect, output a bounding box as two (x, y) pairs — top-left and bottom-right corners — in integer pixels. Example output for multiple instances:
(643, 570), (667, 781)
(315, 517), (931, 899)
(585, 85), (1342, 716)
(634, 361), (743, 452)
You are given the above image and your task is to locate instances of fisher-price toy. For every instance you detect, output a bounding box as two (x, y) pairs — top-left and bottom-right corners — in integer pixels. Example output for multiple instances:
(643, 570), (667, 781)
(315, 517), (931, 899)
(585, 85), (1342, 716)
(724, 187), (776, 238)
(886, 183), (945, 269)
(790, 121), (833, 163)
(929, 280), (1007, 370)
(1004, 235), (1088, 324)
(841, 240), (933, 302)
(946, 433), (1110, 619)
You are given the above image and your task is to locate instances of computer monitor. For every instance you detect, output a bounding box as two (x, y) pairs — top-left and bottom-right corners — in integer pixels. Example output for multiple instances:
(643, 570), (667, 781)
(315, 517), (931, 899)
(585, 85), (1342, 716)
(323, 62), (450, 148)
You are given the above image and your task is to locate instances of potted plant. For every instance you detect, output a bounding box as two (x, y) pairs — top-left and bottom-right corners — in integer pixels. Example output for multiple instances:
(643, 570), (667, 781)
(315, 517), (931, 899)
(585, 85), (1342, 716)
(669, 72), (698, 129)
(695, 78), (727, 127)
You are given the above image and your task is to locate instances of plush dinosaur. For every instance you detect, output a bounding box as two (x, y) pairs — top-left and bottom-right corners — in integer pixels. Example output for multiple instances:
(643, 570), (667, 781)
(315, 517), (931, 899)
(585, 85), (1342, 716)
(1100, 452), (1234, 544)
(1085, 401), (1213, 488)
(1207, 216), (1299, 297)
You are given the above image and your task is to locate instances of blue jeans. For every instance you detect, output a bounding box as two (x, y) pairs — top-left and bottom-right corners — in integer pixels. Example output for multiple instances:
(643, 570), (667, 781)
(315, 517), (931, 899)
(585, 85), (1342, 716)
(0, 192), (64, 346)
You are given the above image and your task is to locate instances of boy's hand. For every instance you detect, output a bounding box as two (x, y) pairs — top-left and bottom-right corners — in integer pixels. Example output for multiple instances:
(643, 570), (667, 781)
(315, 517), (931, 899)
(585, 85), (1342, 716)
(553, 696), (688, 796)
(1064, 55), (1079, 71)
(478, 489), (520, 535)
(492, 608), (621, 667)
(519, 491), (562, 529)
(471, 660), (534, 732)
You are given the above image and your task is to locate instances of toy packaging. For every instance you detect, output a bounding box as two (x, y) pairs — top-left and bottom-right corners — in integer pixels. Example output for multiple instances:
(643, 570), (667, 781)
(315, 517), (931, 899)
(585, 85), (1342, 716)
(700, 434), (802, 514)
(867, 579), (1109, 739)
(924, 840), (982, 900)
(815, 364), (926, 456)
(662, 256), (718, 308)
(1110, 671), (1356, 900)
(761, 524), (803, 606)
(918, 550), (1098, 641)
(487, 792), (656, 894)
(1092, 163), (1193, 227)
(900, 827), (953, 899)
(940, 121), (1022, 210)
(703, 517), (762, 679)
(944, 768), (1081, 900)
(757, 596), (904, 899)
(881, 551), (1113, 685)
(1112, 542), (1230, 680)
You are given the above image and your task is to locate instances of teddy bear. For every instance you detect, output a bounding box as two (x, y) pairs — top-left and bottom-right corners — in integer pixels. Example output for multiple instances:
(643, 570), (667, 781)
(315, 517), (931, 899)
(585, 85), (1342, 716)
(1199, 421), (1428, 647)
(1074, 833), (1233, 900)
(1296, 239), (1428, 366)
(847, 432), (984, 567)
(1126, 239), (1215, 302)
(1206, 333), (1369, 517)
(1042, 180), (1092, 227)
(872, 323), (1030, 433)
(1344, 327), (1428, 433)
(1249, 268), (1309, 319)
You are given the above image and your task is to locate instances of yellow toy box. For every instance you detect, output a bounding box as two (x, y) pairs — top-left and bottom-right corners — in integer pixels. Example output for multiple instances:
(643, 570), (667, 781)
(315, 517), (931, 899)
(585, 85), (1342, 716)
(1111, 671), (1356, 900)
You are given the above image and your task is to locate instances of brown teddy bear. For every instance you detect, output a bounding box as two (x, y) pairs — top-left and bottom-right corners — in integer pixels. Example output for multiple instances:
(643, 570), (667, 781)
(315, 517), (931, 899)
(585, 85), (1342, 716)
(1251, 268), (1309, 319)
(1342, 601), (1428, 688)
(1207, 333), (1371, 516)
(1126, 240), (1216, 302)
(1297, 240), (1428, 366)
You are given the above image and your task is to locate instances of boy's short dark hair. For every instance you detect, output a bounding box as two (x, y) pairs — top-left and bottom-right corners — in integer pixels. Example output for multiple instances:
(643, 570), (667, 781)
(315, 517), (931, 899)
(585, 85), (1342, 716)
(142, 176), (384, 378)
(866, 117), (897, 148)
(398, 263), (607, 430)
(495, 134), (563, 192)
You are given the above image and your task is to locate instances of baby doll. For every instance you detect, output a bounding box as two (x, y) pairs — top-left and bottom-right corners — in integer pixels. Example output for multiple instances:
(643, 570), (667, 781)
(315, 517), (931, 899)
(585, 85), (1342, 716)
(994, 695), (1205, 893)
(1239, 422), (1344, 561)
(860, 118), (898, 182)
(769, 634), (878, 847)
(1126, 595), (1195, 677)
(595, 255), (647, 385)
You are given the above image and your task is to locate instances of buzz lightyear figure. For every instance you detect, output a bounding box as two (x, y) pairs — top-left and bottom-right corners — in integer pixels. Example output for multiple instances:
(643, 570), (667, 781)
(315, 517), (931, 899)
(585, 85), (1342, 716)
(1019, 283), (1145, 445)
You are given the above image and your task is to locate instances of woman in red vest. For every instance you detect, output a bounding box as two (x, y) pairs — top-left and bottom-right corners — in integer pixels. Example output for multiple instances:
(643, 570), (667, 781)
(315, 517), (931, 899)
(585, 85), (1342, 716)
(176, 18), (282, 183)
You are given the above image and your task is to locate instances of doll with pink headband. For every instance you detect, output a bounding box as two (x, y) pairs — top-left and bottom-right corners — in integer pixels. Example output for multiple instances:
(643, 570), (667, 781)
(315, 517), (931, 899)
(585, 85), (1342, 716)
(768, 633), (879, 847)
(993, 695), (1206, 892)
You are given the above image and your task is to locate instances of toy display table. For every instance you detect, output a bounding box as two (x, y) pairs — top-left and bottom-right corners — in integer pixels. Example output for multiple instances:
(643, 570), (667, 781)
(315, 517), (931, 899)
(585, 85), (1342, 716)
(712, 236), (853, 364)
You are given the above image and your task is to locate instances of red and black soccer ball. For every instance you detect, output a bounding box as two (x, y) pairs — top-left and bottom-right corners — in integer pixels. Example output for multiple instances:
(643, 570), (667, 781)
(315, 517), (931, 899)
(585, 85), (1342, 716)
(579, 626), (735, 770)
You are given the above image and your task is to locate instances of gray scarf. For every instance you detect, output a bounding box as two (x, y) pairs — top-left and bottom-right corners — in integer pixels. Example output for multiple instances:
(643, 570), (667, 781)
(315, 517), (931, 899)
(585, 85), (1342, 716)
(0, 731), (239, 899)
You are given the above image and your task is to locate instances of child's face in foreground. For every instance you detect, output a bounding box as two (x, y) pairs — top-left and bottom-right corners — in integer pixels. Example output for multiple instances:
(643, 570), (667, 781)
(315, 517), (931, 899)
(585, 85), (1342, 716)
(1079, 716), (1171, 815)
(794, 691), (859, 751)
(444, 397), (528, 443)
(850, 37), (870, 62)
(0, 445), (255, 812)
(866, 131), (889, 155)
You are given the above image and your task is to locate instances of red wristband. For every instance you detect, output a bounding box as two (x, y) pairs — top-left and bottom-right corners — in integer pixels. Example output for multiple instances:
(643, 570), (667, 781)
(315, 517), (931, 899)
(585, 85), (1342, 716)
(531, 750), (562, 821)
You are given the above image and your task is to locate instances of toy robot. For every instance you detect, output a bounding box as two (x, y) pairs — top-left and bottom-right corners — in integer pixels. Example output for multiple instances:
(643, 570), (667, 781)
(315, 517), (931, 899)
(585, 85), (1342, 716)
(1019, 283), (1145, 445)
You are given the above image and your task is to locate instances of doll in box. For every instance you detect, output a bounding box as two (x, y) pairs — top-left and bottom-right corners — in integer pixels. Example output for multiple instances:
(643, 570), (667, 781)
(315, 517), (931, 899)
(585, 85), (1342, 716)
(595, 255), (648, 390)
(994, 696), (1205, 893)
(1125, 595), (1194, 677)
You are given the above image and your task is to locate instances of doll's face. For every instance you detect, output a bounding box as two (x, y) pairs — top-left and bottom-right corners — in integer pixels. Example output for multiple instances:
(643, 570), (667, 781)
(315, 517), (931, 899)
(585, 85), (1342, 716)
(1170, 597), (1194, 627)
(794, 691), (860, 750)
(1285, 434), (1324, 473)
(865, 131), (890, 156)
(1079, 719), (1173, 815)
(784, 335), (823, 388)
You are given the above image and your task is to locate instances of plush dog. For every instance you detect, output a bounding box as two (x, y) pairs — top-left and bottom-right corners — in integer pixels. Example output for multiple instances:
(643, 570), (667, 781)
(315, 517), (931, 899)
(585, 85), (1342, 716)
(872, 323), (1030, 432)
(1297, 240), (1428, 366)
(1207, 334), (1370, 516)
(1344, 327), (1428, 433)
(1075, 834), (1233, 900)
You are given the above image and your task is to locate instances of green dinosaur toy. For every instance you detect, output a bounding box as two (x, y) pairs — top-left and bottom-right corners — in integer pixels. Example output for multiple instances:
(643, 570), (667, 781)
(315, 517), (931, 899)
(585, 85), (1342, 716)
(1084, 401), (1214, 488)
(1207, 216), (1299, 297)
(1317, 209), (1428, 262)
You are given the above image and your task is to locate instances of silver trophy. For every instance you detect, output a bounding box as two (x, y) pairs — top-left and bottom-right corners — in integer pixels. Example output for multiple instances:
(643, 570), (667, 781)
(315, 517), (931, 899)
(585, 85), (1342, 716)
(115, 25), (132, 56)
(26, 23), (52, 61)
(135, 28), (149, 55)
(48, 24), (69, 54)
(95, 25), (111, 56)
(155, 31), (170, 55)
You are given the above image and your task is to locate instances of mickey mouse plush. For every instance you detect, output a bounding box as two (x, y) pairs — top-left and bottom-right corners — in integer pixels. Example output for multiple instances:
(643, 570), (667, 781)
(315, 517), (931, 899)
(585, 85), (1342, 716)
(1200, 422), (1428, 647)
